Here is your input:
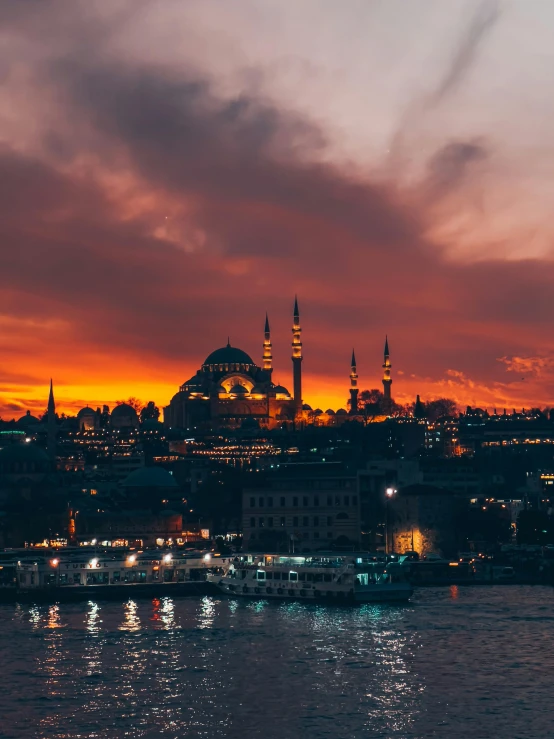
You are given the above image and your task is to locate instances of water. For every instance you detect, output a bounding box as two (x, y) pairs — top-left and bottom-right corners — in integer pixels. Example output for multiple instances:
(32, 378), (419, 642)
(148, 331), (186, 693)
(1, 586), (553, 739)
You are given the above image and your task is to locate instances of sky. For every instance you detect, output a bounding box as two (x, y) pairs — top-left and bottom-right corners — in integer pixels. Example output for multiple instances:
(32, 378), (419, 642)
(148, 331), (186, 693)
(1, 0), (554, 418)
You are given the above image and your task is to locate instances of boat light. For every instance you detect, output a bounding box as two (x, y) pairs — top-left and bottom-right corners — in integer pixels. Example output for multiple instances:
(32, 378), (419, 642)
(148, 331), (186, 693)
(51, 559), (59, 567)
(163, 554), (172, 564)
(127, 554), (137, 564)
(90, 558), (99, 567)
(204, 553), (211, 561)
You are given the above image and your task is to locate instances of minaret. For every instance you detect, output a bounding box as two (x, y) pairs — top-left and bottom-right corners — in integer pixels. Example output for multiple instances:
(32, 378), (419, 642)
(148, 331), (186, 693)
(382, 336), (392, 401)
(263, 313), (273, 376)
(349, 349), (359, 414)
(47, 378), (56, 457)
(292, 296), (303, 418)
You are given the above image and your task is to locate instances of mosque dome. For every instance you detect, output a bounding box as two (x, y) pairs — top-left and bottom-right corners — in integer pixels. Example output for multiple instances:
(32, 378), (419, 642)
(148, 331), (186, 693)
(250, 384), (266, 394)
(273, 384), (291, 396)
(325, 409), (336, 415)
(0, 442), (50, 475)
(121, 466), (178, 488)
(111, 403), (139, 428)
(77, 406), (96, 418)
(336, 408), (347, 415)
(218, 385), (228, 393)
(203, 344), (254, 367)
(302, 404), (313, 411)
(16, 411), (41, 429)
(230, 384), (249, 395)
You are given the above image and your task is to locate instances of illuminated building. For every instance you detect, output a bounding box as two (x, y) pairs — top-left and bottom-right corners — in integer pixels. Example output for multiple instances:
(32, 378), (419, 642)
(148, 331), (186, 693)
(382, 336), (392, 402)
(164, 302), (301, 430)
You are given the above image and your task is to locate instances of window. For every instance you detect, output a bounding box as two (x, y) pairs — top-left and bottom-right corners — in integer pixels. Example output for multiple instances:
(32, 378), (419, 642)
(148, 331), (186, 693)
(324, 574), (332, 582)
(250, 517), (256, 528)
(280, 496), (286, 507)
(268, 517), (273, 528)
(313, 516), (319, 526)
(303, 516), (309, 527)
(259, 497), (265, 507)
(281, 572), (289, 581)
(259, 517), (265, 527)
(274, 572), (281, 580)
(293, 516), (298, 527)
(327, 516), (333, 526)
(335, 495), (341, 505)
(299, 573), (306, 581)
(314, 532), (320, 539)
(280, 516), (285, 527)
(289, 572), (298, 582)
(314, 496), (319, 506)
(327, 495), (333, 506)
(250, 497), (255, 507)
(303, 496), (309, 506)
(268, 497), (273, 507)
(293, 496), (298, 507)
(344, 495), (350, 506)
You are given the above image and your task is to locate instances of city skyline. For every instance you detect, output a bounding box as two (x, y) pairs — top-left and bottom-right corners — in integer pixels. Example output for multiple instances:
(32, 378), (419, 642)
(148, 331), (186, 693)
(2, 1), (554, 417)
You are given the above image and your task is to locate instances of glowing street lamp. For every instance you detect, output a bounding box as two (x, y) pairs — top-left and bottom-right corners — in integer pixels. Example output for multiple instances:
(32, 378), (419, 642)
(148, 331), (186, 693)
(385, 487), (397, 555)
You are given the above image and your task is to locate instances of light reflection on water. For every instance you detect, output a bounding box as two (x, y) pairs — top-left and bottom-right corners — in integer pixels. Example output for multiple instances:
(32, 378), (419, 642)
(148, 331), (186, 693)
(2, 586), (554, 738)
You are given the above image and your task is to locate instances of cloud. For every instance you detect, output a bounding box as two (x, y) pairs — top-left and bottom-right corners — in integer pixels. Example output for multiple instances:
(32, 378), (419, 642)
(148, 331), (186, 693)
(430, 0), (501, 105)
(0, 1), (553, 417)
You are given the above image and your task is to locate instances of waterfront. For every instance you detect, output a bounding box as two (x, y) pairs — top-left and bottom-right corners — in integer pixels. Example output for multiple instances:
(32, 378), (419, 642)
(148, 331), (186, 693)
(1, 587), (554, 739)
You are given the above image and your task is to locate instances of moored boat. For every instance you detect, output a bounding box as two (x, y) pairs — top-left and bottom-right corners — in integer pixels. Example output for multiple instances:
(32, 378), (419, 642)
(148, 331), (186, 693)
(207, 552), (413, 603)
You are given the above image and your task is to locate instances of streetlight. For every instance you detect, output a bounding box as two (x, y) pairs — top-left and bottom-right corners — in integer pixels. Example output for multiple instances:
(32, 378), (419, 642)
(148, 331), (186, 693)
(385, 487), (397, 556)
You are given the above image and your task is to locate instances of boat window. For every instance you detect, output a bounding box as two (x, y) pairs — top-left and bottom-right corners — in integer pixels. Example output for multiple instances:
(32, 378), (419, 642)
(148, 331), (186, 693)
(164, 569), (175, 582)
(112, 571), (121, 583)
(314, 574), (323, 583)
(73, 573), (81, 584)
(306, 573), (314, 582)
(273, 572), (281, 580)
(178, 570), (186, 581)
(281, 572), (289, 581)
(257, 570), (266, 581)
(289, 572), (298, 582)
(299, 573), (306, 581)
(266, 572), (273, 580)
(324, 574), (332, 582)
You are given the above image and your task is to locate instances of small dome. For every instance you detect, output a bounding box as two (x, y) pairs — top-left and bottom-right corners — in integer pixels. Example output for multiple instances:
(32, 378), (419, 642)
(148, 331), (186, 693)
(314, 408), (323, 415)
(230, 384), (249, 394)
(325, 408), (336, 415)
(336, 408), (347, 415)
(203, 344), (255, 367)
(77, 406), (96, 418)
(250, 384), (266, 394)
(16, 411), (41, 428)
(0, 442), (50, 469)
(218, 385), (228, 393)
(112, 403), (138, 418)
(121, 466), (178, 488)
(302, 404), (313, 411)
(273, 384), (291, 395)
(182, 375), (202, 388)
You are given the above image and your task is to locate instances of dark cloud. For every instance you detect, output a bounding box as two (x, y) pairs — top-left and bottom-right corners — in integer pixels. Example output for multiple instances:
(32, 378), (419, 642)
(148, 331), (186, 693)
(426, 139), (488, 192)
(430, 0), (501, 104)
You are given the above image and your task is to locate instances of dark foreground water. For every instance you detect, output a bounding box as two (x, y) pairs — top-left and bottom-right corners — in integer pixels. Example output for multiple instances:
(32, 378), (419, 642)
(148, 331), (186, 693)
(1, 586), (554, 739)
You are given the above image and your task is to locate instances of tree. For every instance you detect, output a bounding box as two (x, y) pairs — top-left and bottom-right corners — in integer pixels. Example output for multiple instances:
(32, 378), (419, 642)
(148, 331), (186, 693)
(356, 389), (404, 419)
(425, 398), (459, 421)
(140, 401), (160, 423)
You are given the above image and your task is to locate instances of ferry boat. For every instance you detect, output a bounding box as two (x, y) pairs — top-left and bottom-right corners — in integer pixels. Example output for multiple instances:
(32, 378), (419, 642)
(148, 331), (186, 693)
(0, 549), (230, 602)
(207, 552), (413, 603)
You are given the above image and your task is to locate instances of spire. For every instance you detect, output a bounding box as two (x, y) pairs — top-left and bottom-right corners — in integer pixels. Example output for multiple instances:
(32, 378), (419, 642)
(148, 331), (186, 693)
(349, 349), (359, 414)
(227, 337), (230, 347)
(263, 312), (273, 373)
(382, 335), (392, 401)
(47, 378), (56, 457)
(292, 296), (303, 420)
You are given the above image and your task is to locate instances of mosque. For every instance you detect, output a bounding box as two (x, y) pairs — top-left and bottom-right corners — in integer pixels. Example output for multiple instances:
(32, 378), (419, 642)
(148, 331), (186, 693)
(163, 299), (394, 431)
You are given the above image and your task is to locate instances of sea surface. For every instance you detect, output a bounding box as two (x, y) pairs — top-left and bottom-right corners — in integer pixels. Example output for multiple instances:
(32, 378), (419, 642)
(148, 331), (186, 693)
(1, 586), (553, 739)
